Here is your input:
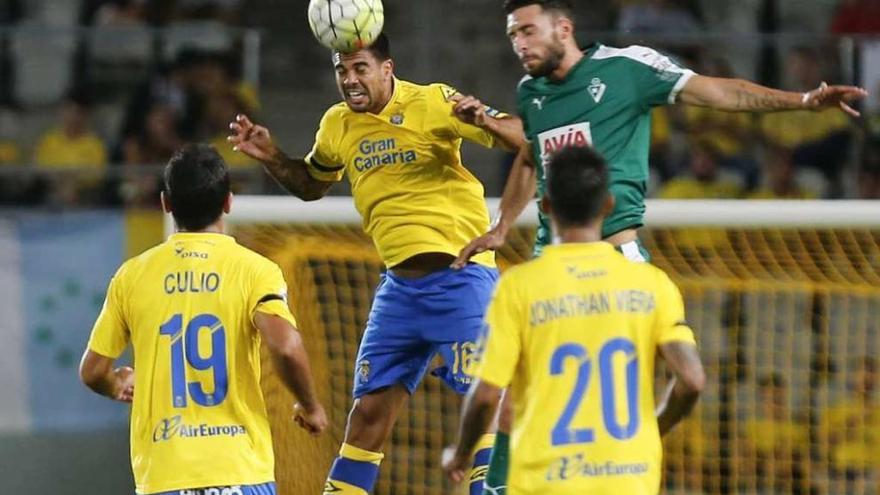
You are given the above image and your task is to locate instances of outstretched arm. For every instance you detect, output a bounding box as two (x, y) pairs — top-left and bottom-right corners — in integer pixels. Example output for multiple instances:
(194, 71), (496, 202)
(679, 75), (868, 116)
(452, 143), (537, 268)
(228, 114), (334, 201)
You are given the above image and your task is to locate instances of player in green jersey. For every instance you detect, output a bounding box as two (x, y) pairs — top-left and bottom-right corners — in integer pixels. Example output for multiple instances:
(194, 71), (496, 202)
(453, 0), (867, 265)
(450, 2), (868, 493)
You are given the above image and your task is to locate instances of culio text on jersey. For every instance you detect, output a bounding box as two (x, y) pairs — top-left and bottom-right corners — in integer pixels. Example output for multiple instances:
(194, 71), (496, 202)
(354, 138), (417, 172)
(164, 271), (221, 294)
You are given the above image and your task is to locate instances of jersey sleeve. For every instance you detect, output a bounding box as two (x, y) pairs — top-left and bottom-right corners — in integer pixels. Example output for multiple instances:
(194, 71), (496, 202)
(304, 108), (346, 182)
(87, 266), (130, 358)
(624, 46), (696, 108)
(249, 260), (297, 328)
(433, 83), (503, 149)
(653, 270), (697, 345)
(474, 274), (524, 388)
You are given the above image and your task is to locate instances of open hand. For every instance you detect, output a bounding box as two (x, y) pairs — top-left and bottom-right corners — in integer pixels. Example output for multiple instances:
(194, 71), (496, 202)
(227, 114), (279, 162)
(451, 94), (490, 128)
(452, 227), (506, 269)
(113, 366), (135, 403)
(803, 82), (869, 117)
(441, 445), (470, 484)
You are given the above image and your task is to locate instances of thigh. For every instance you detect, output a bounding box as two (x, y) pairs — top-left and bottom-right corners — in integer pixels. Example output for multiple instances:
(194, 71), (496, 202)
(426, 265), (499, 394)
(344, 385), (410, 452)
(353, 274), (434, 398)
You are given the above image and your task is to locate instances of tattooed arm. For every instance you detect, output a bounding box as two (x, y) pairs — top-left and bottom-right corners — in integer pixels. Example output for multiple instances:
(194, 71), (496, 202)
(228, 114), (334, 201)
(679, 75), (868, 117)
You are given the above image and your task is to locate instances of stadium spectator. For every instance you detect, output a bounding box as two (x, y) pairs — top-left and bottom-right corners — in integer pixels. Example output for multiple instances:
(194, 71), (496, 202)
(820, 356), (880, 492)
(747, 146), (817, 199)
(760, 47), (853, 196)
(742, 373), (809, 495)
(117, 49), (212, 149)
(123, 104), (182, 165)
(830, 0), (880, 34)
(120, 104), (181, 207)
(34, 89), (108, 169)
(659, 140), (742, 199)
(681, 57), (759, 188)
(659, 140), (741, 251)
(206, 90), (256, 169)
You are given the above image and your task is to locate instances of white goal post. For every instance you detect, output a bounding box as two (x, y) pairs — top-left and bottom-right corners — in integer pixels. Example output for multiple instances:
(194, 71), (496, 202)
(165, 196), (880, 236)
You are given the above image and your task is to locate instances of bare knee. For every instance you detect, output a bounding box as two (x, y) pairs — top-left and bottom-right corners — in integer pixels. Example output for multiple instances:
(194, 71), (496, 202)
(344, 387), (408, 451)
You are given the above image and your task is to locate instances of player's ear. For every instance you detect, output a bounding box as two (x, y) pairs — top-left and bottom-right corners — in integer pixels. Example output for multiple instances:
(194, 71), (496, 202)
(601, 192), (615, 217)
(540, 195), (553, 218)
(382, 59), (394, 79)
(555, 16), (575, 41)
(224, 192), (233, 214)
(160, 191), (172, 214)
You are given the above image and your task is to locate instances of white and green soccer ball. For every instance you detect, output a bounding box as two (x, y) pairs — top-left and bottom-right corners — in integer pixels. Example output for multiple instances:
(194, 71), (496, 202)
(307, 0), (385, 52)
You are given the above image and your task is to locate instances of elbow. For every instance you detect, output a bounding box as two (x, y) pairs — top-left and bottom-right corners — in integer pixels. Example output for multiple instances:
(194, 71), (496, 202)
(79, 362), (102, 391)
(277, 330), (307, 361)
(680, 366), (706, 398)
(471, 381), (503, 409)
(295, 185), (329, 202)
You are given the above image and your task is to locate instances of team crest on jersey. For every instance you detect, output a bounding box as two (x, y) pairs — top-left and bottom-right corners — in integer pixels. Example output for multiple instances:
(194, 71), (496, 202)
(537, 123), (593, 166)
(357, 359), (371, 382)
(588, 78), (606, 103)
(390, 113), (404, 125)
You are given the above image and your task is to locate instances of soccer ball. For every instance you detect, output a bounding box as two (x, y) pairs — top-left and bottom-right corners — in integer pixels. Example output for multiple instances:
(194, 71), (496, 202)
(307, 0), (385, 53)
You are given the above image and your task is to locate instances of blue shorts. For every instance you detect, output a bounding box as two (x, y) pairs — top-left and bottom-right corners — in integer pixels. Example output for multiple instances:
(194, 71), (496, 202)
(353, 263), (499, 397)
(146, 482), (275, 495)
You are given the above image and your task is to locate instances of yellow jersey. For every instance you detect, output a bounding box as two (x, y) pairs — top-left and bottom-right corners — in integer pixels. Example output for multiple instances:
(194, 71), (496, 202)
(34, 128), (107, 167)
(476, 242), (697, 495)
(305, 78), (498, 268)
(87, 232), (297, 494)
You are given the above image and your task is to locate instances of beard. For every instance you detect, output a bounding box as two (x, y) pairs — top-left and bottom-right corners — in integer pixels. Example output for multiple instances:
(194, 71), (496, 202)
(526, 38), (566, 78)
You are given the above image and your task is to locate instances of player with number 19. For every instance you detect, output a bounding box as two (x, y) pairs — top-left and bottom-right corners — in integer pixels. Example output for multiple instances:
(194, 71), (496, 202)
(443, 146), (706, 495)
(79, 144), (327, 495)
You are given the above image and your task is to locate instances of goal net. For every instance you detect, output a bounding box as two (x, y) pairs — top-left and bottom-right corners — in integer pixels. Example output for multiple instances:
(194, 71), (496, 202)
(183, 196), (880, 495)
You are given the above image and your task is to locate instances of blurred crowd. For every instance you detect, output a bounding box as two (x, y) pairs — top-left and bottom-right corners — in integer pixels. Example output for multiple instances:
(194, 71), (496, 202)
(664, 354), (880, 495)
(0, 0), (879, 208)
(0, 0), (262, 208)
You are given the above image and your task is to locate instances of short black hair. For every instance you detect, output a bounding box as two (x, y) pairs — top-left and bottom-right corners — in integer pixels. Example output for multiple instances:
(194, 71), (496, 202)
(164, 144), (230, 231)
(503, 0), (574, 17)
(333, 32), (391, 61)
(546, 146), (609, 227)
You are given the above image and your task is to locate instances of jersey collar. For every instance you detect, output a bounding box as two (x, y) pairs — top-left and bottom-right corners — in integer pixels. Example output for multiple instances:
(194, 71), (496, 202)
(543, 241), (616, 256)
(547, 44), (599, 85)
(377, 77), (402, 118)
(168, 232), (236, 243)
